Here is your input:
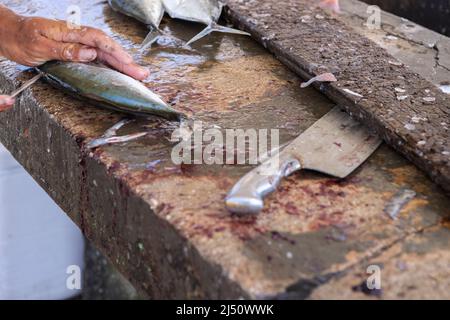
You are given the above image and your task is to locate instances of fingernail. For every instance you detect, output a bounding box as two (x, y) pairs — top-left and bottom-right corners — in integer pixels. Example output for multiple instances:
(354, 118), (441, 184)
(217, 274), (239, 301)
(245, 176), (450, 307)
(79, 49), (97, 61)
(140, 67), (150, 79)
(0, 97), (14, 108)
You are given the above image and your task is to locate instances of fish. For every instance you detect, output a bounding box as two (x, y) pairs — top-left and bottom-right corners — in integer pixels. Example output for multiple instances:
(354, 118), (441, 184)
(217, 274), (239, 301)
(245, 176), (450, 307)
(108, 0), (166, 49)
(86, 119), (148, 149)
(300, 72), (337, 88)
(86, 131), (148, 149)
(38, 62), (184, 121)
(162, 0), (251, 46)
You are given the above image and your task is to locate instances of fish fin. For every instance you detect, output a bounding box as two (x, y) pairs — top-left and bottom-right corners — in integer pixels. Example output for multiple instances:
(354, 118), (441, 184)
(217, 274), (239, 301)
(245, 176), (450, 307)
(142, 29), (185, 49)
(184, 25), (215, 47)
(141, 29), (161, 50)
(209, 22), (251, 37)
(184, 22), (250, 47)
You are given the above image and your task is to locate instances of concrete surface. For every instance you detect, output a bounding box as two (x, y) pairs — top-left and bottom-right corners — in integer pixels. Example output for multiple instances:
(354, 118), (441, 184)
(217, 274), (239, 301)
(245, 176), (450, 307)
(82, 243), (142, 300)
(0, 0), (449, 299)
(226, 0), (450, 195)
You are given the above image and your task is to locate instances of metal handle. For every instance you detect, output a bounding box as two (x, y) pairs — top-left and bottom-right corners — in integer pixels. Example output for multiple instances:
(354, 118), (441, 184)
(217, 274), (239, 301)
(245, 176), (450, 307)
(225, 152), (301, 215)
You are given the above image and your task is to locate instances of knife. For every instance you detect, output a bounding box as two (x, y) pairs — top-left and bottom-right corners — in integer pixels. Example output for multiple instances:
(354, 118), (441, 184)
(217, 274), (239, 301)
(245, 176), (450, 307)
(225, 106), (382, 215)
(9, 73), (43, 98)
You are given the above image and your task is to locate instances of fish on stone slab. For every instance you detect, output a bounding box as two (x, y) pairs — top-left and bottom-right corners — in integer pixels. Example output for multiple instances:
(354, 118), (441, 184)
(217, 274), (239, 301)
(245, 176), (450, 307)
(162, 0), (251, 47)
(86, 119), (149, 149)
(38, 62), (184, 121)
(108, 0), (171, 49)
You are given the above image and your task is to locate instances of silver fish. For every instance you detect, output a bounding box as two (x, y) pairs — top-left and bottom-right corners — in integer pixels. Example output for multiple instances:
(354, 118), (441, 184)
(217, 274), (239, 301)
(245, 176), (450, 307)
(39, 62), (184, 121)
(86, 119), (148, 149)
(108, 0), (165, 49)
(162, 0), (250, 46)
(103, 118), (134, 138)
(87, 131), (148, 149)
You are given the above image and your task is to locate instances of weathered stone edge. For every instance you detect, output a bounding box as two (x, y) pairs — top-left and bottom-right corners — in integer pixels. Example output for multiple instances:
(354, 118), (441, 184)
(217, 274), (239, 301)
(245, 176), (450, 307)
(0, 73), (248, 299)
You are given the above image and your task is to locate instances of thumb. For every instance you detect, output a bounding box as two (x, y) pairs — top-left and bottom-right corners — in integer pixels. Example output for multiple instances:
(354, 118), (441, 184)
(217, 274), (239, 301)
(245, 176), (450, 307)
(49, 41), (98, 62)
(0, 95), (15, 111)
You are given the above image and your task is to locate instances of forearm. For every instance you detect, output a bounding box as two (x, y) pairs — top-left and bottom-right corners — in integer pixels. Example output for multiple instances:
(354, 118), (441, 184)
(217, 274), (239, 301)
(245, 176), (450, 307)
(0, 5), (22, 58)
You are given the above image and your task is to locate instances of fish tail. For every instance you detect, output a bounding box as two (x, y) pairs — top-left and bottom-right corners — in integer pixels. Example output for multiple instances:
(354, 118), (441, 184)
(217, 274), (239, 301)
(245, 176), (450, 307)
(141, 29), (162, 50)
(209, 22), (251, 37)
(184, 25), (215, 47)
(184, 22), (250, 47)
(142, 29), (185, 50)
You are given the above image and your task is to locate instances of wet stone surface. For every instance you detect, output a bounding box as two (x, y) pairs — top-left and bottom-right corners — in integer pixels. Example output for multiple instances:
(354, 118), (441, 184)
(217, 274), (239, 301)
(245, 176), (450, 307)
(0, 0), (449, 299)
(226, 0), (450, 196)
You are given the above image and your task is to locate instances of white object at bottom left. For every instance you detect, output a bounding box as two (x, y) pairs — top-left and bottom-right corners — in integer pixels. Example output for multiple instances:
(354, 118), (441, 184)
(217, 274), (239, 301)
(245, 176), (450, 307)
(0, 143), (85, 300)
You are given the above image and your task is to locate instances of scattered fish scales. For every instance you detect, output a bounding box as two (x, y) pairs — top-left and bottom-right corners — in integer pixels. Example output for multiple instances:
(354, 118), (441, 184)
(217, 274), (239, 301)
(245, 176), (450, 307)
(384, 189), (416, 220)
(440, 85), (450, 94)
(422, 97), (436, 103)
(162, 0), (251, 46)
(394, 87), (406, 93)
(343, 88), (363, 98)
(39, 62), (184, 121)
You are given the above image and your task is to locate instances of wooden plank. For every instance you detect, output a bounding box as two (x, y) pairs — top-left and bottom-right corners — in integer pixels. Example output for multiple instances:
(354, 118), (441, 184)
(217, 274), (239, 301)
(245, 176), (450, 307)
(226, 0), (450, 195)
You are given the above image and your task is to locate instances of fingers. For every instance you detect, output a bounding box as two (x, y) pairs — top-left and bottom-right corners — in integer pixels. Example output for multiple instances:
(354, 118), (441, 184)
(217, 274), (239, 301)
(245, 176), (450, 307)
(45, 39), (150, 81)
(22, 18), (149, 80)
(42, 21), (133, 65)
(0, 95), (15, 112)
(319, 0), (341, 13)
(42, 38), (97, 62)
(97, 50), (150, 81)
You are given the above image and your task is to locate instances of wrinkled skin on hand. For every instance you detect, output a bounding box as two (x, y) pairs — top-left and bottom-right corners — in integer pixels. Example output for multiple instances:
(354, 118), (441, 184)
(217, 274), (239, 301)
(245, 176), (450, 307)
(0, 95), (15, 112)
(0, 5), (149, 81)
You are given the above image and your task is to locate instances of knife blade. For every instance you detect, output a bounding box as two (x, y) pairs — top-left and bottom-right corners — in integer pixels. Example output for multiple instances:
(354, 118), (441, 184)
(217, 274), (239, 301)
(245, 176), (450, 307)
(9, 73), (43, 98)
(225, 106), (382, 215)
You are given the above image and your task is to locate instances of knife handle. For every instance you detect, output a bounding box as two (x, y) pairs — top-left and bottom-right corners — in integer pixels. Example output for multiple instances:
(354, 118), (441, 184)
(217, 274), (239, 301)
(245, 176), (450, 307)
(225, 153), (302, 215)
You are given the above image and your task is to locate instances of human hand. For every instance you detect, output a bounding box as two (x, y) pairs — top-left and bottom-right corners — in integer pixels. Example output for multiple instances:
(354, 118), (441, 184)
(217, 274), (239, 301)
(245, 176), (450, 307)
(319, 0), (340, 13)
(0, 95), (15, 112)
(0, 6), (149, 80)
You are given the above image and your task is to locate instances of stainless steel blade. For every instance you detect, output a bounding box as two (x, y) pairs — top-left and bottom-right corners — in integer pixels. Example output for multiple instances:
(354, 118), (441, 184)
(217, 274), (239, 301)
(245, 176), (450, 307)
(10, 73), (43, 98)
(285, 106), (381, 178)
(226, 106), (382, 215)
